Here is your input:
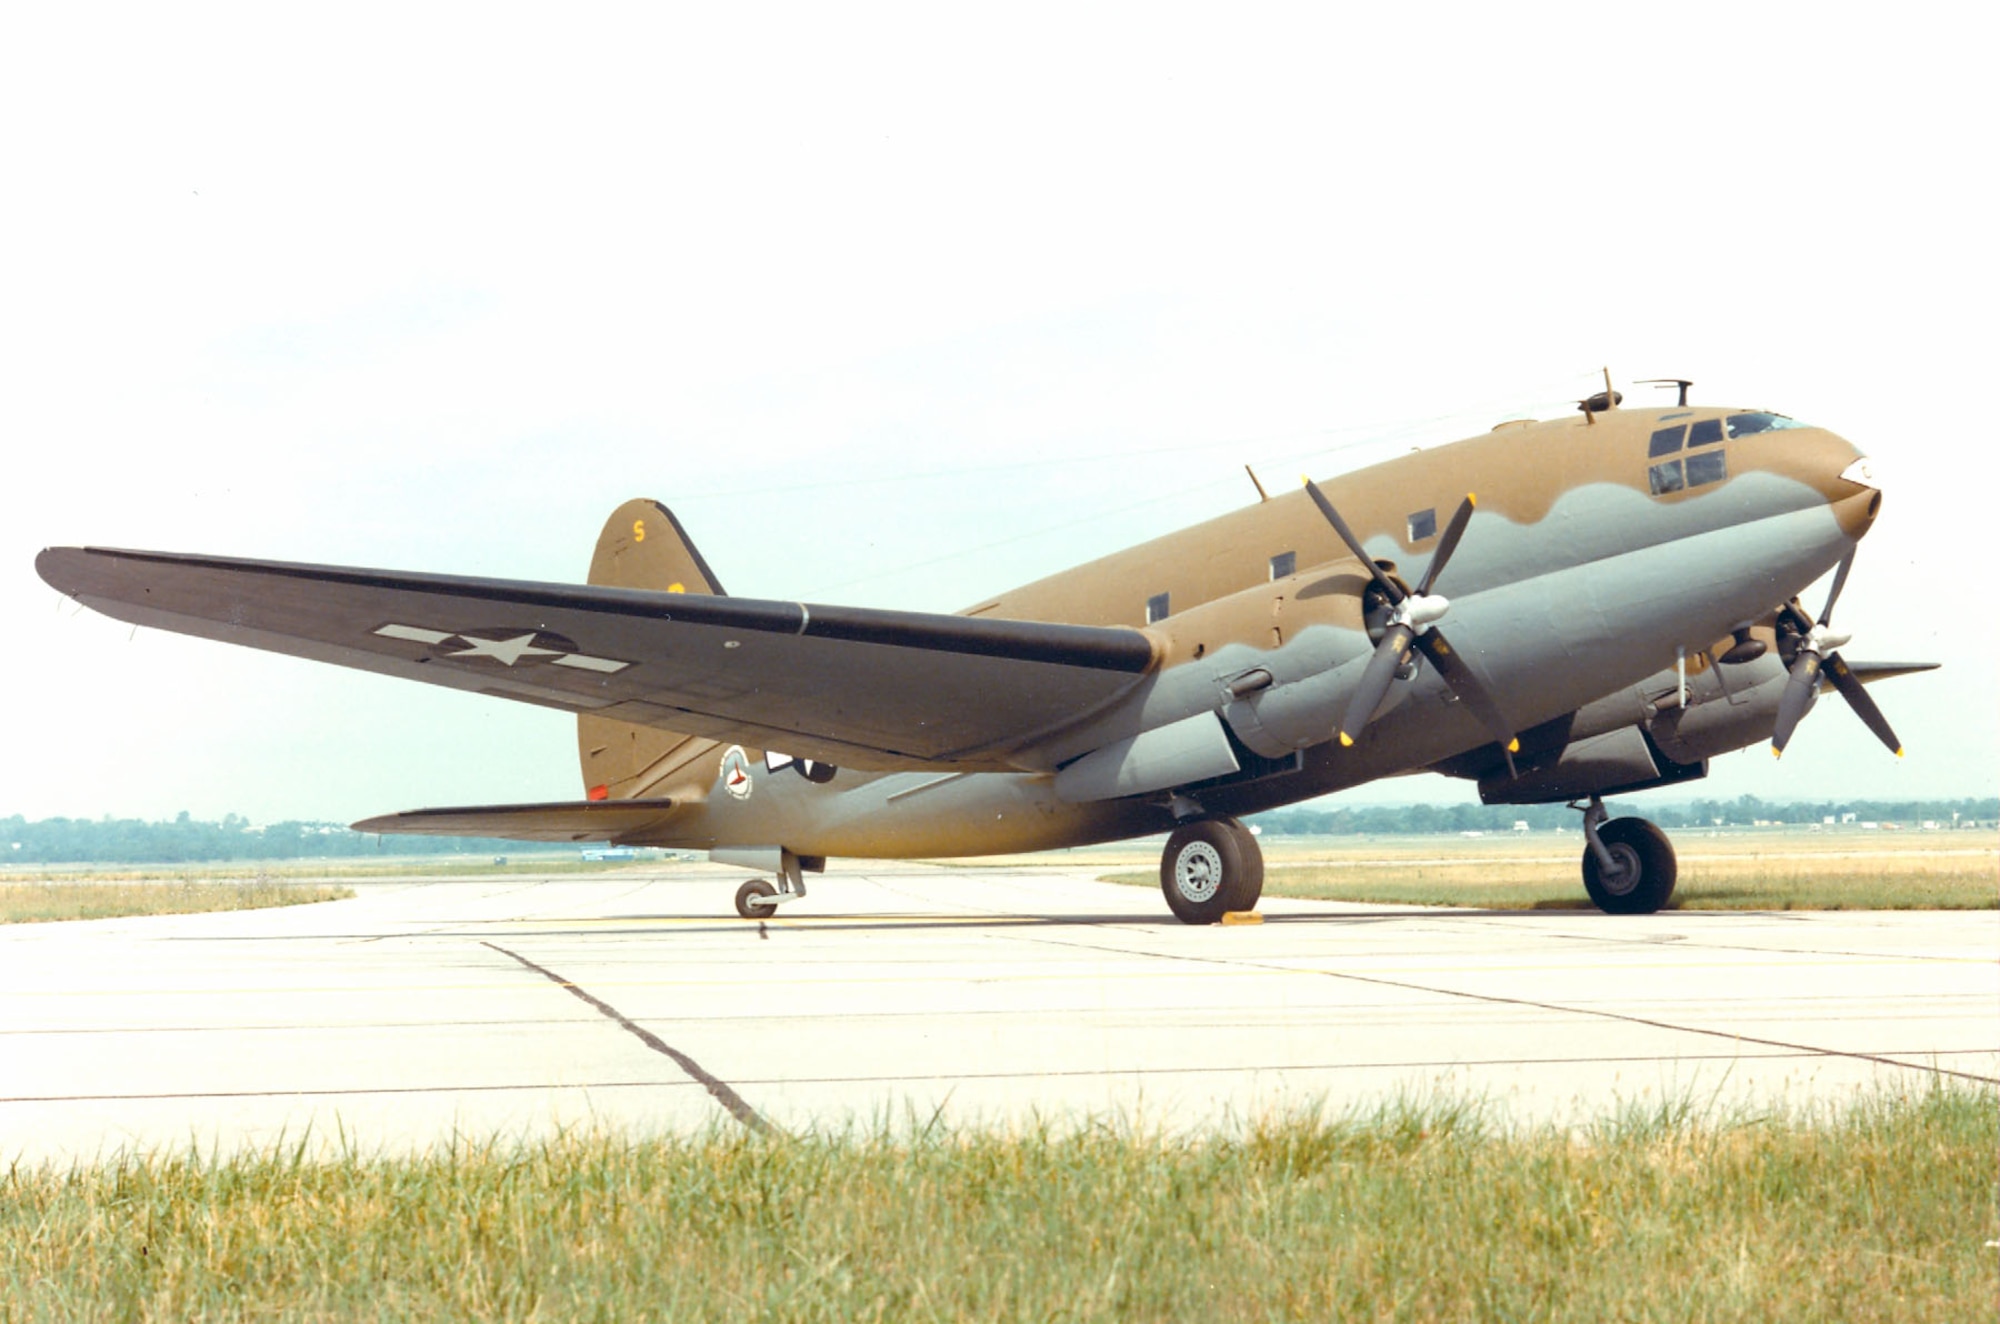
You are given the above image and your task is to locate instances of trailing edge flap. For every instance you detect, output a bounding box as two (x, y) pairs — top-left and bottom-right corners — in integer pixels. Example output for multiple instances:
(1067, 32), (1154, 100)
(353, 797), (692, 845)
(39, 547), (1158, 772)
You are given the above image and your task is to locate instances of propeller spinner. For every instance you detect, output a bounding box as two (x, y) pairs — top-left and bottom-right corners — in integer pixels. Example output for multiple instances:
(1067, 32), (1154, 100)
(1770, 551), (1905, 758)
(1301, 479), (1520, 773)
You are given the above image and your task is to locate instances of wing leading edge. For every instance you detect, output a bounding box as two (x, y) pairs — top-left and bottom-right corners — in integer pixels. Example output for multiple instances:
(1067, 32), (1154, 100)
(37, 547), (1158, 771)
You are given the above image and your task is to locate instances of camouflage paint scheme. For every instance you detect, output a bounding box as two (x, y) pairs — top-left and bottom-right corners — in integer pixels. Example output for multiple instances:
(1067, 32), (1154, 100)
(567, 401), (1882, 857)
(36, 395), (1910, 916)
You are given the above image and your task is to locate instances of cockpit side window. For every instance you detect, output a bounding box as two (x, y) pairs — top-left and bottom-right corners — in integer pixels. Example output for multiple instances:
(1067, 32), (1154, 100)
(1685, 449), (1727, 487)
(1687, 418), (1724, 447)
(1648, 460), (1686, 495)
(1725, 412), (1808, 439)
(1648, 425), (1687, 457)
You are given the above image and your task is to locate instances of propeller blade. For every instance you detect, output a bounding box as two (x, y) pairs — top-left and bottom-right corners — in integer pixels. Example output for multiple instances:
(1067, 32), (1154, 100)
(1824, 653), (1906, 757)
(1818, 551), (1855, 627)
(1770, 651), (1823, 756)
(1411, 628), (1520, 775)
(1338, 624), (1415, 746)
(1414, 494), (1477, 598)
(1302, 477), (1403, 605)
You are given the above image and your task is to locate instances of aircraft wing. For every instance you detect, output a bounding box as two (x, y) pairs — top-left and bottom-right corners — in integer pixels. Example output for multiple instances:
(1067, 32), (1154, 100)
(37, 547), (1157, 771)
(352, 798), (696, 845)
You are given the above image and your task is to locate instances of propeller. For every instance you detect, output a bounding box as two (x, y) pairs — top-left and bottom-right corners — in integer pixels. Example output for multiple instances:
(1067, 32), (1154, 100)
(1770, 551), (1904, 758)
(1301, 479), (1519, 772)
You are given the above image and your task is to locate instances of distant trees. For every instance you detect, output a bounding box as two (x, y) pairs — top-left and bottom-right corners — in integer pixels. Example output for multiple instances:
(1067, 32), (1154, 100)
(1246, 796), (1998, 838)
(3, 795), (1994, 863)
(0, 814), (573, 865)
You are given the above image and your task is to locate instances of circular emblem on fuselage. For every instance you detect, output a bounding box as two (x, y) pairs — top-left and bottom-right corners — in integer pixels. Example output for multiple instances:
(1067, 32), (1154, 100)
(720, 746), (755, 800)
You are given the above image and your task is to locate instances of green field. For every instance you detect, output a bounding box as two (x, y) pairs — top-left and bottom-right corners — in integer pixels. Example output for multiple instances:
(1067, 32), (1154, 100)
(1102, 829), (1999, 911)
(3, 1088), (1991, 1322)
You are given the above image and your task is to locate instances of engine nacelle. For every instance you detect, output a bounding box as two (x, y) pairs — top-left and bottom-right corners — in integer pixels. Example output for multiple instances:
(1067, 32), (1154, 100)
(1646, 666), (1795, 765)
(1478, 726), (1705, 805)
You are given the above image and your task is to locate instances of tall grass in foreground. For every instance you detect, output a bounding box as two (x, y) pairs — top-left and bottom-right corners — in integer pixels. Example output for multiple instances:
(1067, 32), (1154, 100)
(4, 1087), (1992, 1321)
(0, 880), (353, 924)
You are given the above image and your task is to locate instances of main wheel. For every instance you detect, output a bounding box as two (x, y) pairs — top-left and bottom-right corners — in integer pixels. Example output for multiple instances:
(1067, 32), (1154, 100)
(1582, 817), (1677, 914)
(1160, 818), (1264, 924)
(733, 878), (778, 918)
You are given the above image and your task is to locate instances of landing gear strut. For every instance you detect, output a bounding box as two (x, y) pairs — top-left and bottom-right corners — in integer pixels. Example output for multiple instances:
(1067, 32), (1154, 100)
(1574, 796), (1677, 914)
(732, 851), (809, 919)
(1160, 817), (1264, 924)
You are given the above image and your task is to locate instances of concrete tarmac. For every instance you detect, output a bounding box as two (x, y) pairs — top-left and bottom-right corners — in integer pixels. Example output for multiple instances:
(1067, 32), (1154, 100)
(3, 864), (1994, 1163)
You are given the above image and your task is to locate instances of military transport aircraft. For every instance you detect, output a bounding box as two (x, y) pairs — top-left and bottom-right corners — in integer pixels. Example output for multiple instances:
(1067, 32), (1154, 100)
(36, 385), (1931, 923)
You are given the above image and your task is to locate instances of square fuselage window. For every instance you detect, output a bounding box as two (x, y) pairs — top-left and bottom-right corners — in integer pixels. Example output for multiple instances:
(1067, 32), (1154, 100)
(1146, 592), (1170, 624)
(1407, 509), (1438, 541)
(1269, 551), (1296, 580)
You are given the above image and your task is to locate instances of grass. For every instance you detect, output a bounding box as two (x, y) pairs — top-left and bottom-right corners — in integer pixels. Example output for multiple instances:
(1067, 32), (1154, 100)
(0, 879), (355, 925)
(1, 1086), (1991, 1321)
(1107, 831), (2000, 910)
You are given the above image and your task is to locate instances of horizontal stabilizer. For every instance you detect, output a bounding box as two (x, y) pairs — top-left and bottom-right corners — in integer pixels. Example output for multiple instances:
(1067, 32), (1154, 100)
(353, 797), (691, 845)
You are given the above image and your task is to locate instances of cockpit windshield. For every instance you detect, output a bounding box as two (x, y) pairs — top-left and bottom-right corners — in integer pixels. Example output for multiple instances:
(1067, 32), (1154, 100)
(1724, 412), (1808, 439)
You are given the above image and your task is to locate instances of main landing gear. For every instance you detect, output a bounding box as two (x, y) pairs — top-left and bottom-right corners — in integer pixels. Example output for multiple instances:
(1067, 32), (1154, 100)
(733, 853), (809, 919)
(1160, 816), (1264, 924)
(1574, 795), (1677, 914)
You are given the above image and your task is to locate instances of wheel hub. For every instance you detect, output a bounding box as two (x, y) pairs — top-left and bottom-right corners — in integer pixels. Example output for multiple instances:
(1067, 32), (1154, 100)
(1174, 841), (1224, 902)
(1598, 843), (1642, 896)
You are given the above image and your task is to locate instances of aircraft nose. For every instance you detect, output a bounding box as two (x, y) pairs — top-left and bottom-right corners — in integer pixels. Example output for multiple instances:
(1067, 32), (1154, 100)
(1829, 447), (1883, 540)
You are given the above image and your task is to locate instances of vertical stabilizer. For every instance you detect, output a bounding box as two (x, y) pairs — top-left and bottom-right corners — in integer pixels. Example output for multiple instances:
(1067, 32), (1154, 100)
(578, 500), (724, 800)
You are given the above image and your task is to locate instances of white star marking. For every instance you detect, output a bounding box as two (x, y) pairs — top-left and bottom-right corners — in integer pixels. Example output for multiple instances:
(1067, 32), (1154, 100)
(448, 633), (562, 666)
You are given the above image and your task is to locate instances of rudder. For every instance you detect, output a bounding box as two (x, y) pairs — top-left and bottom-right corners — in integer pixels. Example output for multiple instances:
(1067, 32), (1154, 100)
(578, 499), (724, 800)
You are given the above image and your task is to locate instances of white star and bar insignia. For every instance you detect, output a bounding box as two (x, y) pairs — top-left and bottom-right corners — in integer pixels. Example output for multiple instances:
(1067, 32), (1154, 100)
(373, 623), (632, 673)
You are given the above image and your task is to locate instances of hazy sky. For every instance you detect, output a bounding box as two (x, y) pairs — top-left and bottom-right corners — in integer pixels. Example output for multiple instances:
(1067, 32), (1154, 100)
(5, 4), (1993, 824)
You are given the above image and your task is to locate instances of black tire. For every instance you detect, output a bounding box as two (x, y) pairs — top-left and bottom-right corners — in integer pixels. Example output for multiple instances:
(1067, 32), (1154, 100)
(733, 878), (778, 919)
(1160, 818), (1265, 924)
(1582, 817), (1677, 914)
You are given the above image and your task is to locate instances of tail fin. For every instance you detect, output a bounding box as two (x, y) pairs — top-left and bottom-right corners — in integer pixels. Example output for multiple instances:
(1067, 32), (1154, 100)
(586, 498), (728, 596)
(578, 500), (724, 800)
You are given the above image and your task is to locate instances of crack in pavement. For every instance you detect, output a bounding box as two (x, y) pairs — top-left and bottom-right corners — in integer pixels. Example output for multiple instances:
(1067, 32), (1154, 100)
(483, 941), (773, 1134)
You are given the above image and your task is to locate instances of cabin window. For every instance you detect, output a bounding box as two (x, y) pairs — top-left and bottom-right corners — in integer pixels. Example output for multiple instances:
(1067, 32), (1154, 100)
(1268, 551), (1296, 580)
(1648, 424), (1687, 457)
(1685, 449), (1728, 487)
(1145, 592), (1170, 624)
(1648, 460), (1685, 495)
(1407, 508), (1438, 541)
(1726, 411), (1808, 438)
(1687, 418), (1724, 447)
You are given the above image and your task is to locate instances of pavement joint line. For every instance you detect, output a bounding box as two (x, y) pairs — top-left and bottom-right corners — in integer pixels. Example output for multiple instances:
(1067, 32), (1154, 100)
(997, 930), (2000, 1089)
(7, 1046), (1996, 1108)
(4, 946), (1984, 1001)
(481, 941), (774, 1135)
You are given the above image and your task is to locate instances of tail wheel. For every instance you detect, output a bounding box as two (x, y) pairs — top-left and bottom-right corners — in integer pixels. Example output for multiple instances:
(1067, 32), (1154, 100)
(733, 878), (778, 919)
(1160, 818), (1264, 925)
(1582, 818), (1677, 914)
